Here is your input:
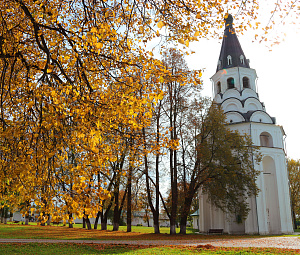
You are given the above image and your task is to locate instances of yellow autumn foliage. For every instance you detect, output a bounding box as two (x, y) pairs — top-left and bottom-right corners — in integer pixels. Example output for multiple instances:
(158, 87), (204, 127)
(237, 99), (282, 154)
(1, 0), (296, 223)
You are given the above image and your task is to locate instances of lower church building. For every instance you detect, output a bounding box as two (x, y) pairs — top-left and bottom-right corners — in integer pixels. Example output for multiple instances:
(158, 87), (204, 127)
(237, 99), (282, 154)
(198, 14), (293, 235)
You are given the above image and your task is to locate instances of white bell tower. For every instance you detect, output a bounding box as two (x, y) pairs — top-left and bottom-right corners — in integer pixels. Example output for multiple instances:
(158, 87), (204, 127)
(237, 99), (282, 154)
(198, 14), (293, 234)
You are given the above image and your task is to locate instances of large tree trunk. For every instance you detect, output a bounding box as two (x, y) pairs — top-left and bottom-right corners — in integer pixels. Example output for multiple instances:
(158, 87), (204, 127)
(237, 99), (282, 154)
(83, 212), (92, 230)
(0, 207), (8, 224)
(82, 211), (92, 230)
(46, 214), (51, 226)
(179, 208), (190, 234)
(113, 210), (120, 231)
(153, 210), (159, 233)
(2, 207), (8, 224)
(113, 187), (128, 231)
(100, 200), (113, 230)
(113, 187), (120, 231)
(68, 213), (73, 228)
(85, 216), (92, 230)
(94, 211), (101, 230)
(40, 212), (45, 226)
(146, 212), (150, 227)
(83, 217), (86, 228)
(179, 184), (196, 234)
(180, 216), (187, 235)
(170, 222), (176, 235)
(154, 112), (161, 234)
(127, 165), (132, 232)
(170, 148), (178, 235)
(143, 126), (161, 234)
(101, 212), (108, 230)
(169, 95), (178, 235)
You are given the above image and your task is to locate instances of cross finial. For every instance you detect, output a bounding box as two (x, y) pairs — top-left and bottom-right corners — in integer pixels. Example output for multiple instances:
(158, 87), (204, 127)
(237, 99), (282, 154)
(225, 13), (233, 28)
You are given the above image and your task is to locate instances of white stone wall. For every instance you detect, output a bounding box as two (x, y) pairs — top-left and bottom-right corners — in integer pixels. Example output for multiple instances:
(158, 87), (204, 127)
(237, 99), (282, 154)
(211, 67), (258, 96)
(198, 63), (294, 235)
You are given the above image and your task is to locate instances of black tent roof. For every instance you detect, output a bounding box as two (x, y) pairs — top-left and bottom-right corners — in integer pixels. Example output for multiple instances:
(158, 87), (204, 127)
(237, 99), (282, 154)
(216, 14), (250, 72)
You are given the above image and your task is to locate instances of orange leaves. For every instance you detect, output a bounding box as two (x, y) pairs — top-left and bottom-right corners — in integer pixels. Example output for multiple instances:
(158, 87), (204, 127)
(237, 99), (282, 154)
(157, 21), (165, 29)
(91, 27), (97, 33)
(0, 0), (290, 226)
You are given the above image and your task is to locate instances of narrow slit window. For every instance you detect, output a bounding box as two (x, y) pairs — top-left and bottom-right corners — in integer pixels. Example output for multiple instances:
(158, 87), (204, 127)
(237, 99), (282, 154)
(227, 55), (232, 66)
(217, 82), (221, 93)
(243, 77), (250, 88)
(240, 55), (245, 64)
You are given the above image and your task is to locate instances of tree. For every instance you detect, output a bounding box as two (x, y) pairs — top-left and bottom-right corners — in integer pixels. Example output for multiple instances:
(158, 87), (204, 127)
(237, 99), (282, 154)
(177, 100), (261, 234)
(144, 47), (259, 235)
(141, 47), (201, 235)
(0, 0), (166, 219)
(1, 0), (291, 225)
(161, 48), (201, 235)
(288, 158), (300, 229)
(141, 87), (166, 234)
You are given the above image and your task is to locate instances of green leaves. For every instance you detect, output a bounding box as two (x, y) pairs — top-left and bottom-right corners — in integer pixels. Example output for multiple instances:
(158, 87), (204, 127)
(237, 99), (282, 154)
(288, 159), (300, 225)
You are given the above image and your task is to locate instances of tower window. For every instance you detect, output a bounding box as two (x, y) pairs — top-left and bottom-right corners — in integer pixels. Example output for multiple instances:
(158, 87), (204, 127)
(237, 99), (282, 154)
(227, 77), (235, 89)
(243, 77), (250, 88)
(217, 81), (221, 93)
(240, 55), (245, 65)
(260, 132), (273, 147)
(218, 60), (222, 69)
(227, 55), (232, 65)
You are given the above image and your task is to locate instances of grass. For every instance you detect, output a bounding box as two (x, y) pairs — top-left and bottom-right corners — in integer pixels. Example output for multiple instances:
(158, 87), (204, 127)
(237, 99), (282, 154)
(0, 223), (299, 254)
(0, 223), (259, 240)
(66, 223), (198, 234)
(0, 223), (192, 240)
(0, 243), (299, 255)
(5, 221), (197, 234)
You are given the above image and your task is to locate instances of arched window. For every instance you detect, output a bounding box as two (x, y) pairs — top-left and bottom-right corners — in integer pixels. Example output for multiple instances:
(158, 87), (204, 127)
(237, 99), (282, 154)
(227, 77), (234, 89)
(260, 132), (273, 147)
(217, 81), (221, 93)
(227, 55), (232, 65)
(243, 77), (250, 88)
(240, 55), (245, 65)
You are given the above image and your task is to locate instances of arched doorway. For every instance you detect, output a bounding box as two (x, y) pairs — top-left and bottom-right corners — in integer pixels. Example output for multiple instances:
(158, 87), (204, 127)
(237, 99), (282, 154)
(262, 156), (281, 234)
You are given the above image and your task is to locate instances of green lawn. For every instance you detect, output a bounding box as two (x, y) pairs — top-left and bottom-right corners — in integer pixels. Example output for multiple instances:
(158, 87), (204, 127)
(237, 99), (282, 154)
(76, 224), (197, 234)
(0, 243), (299, 255)
(1, 223), (299, 241)
(4, 222), (197, 235)
(0, 223), (208, 240)
(0, 223), (300, 254)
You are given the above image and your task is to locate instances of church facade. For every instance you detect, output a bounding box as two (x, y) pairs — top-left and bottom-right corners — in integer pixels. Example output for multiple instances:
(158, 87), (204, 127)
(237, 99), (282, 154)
(198, 15), (294, 235)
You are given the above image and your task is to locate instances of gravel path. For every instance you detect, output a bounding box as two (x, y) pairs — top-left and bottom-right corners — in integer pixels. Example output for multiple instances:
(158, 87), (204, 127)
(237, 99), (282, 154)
(0, 236), (299, 249)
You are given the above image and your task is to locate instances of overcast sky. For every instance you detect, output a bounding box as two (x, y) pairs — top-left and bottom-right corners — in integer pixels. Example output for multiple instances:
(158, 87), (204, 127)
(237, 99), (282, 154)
(186, 24), (300, 160)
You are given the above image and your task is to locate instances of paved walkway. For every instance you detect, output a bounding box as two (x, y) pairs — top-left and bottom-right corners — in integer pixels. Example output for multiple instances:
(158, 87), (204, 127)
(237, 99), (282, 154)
(0, 236), (300, 249)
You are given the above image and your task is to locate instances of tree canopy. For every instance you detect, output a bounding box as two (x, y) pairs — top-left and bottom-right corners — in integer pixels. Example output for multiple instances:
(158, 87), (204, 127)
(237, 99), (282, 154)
(0, 0), (298, 225)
